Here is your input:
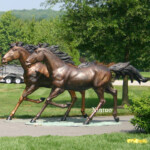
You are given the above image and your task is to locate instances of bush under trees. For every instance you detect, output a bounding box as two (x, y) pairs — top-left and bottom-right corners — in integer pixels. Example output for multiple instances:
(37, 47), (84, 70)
(128, 94), (150, 133)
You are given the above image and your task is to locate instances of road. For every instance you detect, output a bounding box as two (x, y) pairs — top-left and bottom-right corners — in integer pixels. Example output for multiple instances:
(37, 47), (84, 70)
(113, 80), (150, 86)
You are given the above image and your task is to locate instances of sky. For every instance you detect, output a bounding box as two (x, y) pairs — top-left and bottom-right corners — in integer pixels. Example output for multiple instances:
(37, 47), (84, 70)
(0, 0), (60, 11)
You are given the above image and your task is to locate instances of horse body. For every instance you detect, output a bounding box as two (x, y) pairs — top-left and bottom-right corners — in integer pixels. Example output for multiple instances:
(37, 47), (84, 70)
(2, 45), (85, 120)
(24, 62), (50, 88)
(51, 64), (111, 91)
(26, 48), (117, 124)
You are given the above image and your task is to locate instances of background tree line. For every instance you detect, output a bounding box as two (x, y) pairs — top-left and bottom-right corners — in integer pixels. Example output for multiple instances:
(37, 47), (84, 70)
(0, 0), (149, 105)
(0, 8), (62, 21)
(0, 11), (80, 65)
(0, 0), (150, 70)
(44, 0), (150, 71)
(43, 0), (149, 105)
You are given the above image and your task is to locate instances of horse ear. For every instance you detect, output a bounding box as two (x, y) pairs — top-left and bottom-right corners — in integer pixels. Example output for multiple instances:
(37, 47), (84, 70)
(38, 43), (42, 48)
(42, 43), (49, 48)
(9, 43), (13, 48)
(10, 43), (16, 48)
(15, 42), (19, 46)
(18, 42), (24, 47)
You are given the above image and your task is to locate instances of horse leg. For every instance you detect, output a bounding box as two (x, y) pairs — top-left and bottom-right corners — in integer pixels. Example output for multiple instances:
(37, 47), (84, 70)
(23, 85), (45, 103)
(105, 86), (119, 122)
(7, 88), (27, 120)
(80, 91), (88, 118)
(7, 85), (44, 120)
(30, 88), (65, 123)
(61, 90), (87, 121)
(61, 90), (77, 121)
(84, 88), (106, 124)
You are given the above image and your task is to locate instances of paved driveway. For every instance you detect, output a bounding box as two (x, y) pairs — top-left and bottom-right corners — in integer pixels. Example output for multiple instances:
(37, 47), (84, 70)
(113, 80), (150, 86)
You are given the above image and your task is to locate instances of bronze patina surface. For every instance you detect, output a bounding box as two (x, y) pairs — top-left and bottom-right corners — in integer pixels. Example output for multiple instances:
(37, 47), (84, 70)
(26, 47), (149, 124)
(2, 43), (86, 120)
(26, 48), (118, 124)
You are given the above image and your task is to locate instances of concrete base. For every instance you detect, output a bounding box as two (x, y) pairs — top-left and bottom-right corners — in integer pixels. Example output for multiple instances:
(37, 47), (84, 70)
(25, 117), (121, 127)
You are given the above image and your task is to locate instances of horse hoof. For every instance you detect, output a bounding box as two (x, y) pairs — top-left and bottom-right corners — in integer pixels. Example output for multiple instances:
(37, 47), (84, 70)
(30, 119), (36, 123)
(66, 102), (71, 107)
(83, 114), (88, 118)
(6, 116), (12, 120)
(61, 117), (66, 121)
(114, 117), (119, 122)
(40, 97), (45, 102)
(83, 120), (90, 125)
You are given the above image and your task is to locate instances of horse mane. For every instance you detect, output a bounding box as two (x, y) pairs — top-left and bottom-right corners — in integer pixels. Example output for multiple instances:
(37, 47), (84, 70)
(10, 42), (75, 65)
(23, 44), (38, 54)
(10, 42), (37, 54)
(38, 44), (75, 65)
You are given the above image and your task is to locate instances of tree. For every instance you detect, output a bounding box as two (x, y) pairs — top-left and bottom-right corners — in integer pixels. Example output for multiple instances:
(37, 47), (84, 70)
(0, 11), (24, 55)
(0, 11), (80, 65)
(44, 0), (150, 105)
(44, 0), (150, 67)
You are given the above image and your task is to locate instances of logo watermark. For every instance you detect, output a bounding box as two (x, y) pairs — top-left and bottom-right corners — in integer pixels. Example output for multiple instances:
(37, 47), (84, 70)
(92, 107), (112, 113)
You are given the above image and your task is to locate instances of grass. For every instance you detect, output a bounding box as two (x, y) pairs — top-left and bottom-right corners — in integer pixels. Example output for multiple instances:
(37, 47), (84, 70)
(0, 84), (150, 150)
(140, 72), (150, 78)
(0, 83), (150, 119)
(0, 133), (149, 150)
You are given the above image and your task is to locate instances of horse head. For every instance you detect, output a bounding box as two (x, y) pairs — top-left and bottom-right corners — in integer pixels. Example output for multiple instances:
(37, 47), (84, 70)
(2, 46), (22, 64)
(26, 48), (45, 67)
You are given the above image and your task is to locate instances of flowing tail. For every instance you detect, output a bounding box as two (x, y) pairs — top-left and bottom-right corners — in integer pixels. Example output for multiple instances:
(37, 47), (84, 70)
(109, 62), (149, 84)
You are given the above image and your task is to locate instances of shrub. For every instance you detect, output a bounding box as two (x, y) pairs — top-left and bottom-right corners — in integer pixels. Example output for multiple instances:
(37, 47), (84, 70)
(127, 93), (150, 133)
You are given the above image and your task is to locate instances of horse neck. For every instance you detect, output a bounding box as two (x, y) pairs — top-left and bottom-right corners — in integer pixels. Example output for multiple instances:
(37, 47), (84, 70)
(18, 49), (30, 71)
(97, 62), (115, 67)
(106, 62), (115, 67)
(44, 51), (65, 73)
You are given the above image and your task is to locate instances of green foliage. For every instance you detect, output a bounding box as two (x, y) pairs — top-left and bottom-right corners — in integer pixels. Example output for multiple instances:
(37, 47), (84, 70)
(0, 11), (80, 65)
(127, 94), (150, 133)
(0, 9), (62, 21)
(0, 12), (23, 55)
(45, 0), (150, 70)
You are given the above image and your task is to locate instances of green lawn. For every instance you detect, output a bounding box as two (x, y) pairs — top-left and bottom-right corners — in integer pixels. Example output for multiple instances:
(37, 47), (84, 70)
(140, 72), (150, 78)
(0, 133), (149, 150)
(0, 84), (150, 150)
(0, 83), (150, 119)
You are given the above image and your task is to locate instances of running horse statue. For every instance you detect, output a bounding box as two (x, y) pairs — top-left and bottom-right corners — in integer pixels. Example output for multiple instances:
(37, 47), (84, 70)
(1, 42), (121, 122)
(2, 42), (86, 120)
(3, 42), (148, 123)
(26, 47), (149, 124)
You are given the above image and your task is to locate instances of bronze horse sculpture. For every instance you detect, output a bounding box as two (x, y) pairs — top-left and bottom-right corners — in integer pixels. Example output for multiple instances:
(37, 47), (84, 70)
(25, 47), (118, 124)
(26, 47), (149, 124)
(3, 42), (148, 123)
(2, 43), (86, 120)
(2, 43), (121, 123)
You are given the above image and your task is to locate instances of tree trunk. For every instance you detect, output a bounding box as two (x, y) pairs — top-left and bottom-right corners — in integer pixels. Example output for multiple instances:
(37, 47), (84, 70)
(0, 53), (1, 66)
(122, 75), (129, 106)
(121, 47), (130, 106)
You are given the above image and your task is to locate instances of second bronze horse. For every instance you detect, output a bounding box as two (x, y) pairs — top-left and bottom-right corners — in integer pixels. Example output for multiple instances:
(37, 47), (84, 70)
(26, 46), (149, 124)
(26, 48), (119, 124)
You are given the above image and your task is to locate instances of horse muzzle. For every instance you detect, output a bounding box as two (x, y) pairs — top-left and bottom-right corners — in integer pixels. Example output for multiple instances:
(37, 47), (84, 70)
(25, 61), (32, 68)
(2, 58), (8, 64)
